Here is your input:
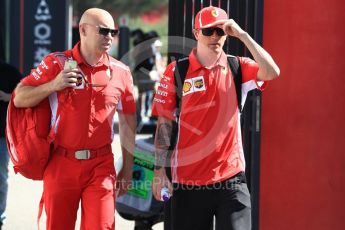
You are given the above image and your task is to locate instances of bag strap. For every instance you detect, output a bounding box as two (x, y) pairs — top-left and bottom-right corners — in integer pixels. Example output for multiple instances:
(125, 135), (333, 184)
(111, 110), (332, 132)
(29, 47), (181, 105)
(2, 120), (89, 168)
(227, 55), (242, 113)
(45, 52), (70, 141)
(37, 192), (44, 230)
(36, 51), (73, 229)
(174, 57), (189, 119)
(165, 57), (189, 154)
(53, 51), (72, 69)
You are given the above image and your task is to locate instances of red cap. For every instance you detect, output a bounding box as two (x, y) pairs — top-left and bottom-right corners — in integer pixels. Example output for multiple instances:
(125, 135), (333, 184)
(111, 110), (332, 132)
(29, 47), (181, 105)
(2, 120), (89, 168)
(194, 6), (228, 29)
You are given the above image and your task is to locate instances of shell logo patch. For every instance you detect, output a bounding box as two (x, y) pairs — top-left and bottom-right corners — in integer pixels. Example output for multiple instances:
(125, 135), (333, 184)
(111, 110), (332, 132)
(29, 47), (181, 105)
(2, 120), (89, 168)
(182, 76), (206, 96)
(183, 81), (192, 94)
(211, 9), (219, 17)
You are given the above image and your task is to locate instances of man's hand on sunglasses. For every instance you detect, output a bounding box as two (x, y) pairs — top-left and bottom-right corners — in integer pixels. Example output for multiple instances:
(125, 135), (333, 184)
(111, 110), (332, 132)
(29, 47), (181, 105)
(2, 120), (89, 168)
(201, 27), (225, 36)
(222, 19), (246, 38)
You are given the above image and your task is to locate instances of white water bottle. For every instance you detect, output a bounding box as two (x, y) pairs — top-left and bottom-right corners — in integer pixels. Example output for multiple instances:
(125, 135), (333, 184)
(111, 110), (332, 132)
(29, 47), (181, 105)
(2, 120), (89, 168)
(160, 187), (171, 202)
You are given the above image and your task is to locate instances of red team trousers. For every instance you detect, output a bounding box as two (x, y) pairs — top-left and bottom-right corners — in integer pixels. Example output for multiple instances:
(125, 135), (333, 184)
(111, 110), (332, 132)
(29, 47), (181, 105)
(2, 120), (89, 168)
(43, 146), (116, 230)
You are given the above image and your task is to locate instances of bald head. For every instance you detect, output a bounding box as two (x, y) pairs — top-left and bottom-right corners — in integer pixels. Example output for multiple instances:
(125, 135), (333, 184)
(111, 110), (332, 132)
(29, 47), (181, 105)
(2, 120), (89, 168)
(78, 8), (116, 60)
(79, 8), (115, 28)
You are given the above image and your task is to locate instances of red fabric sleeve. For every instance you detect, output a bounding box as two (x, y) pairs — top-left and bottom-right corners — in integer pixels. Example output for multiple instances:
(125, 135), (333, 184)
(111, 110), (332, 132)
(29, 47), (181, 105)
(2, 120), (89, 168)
(116, 70), (136, 114)
(239, 56), (268, 91)
(151, 61), (177, 120)
(239, 57), (259, 82)
(21, 54), (61, 86)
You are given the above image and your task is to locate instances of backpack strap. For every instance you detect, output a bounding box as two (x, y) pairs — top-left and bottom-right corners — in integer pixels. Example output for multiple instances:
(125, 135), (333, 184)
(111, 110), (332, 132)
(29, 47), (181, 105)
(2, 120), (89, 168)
(37, 192), (44, 230)
(167, 57), (189, 154)
(37, 50), (73, 230)
(174, 57), (189, 118)
(163, 57), (189, 180)
(227, 55), (243, 113)
(47, 51), (73, 140)
(52, 50), (73, 70)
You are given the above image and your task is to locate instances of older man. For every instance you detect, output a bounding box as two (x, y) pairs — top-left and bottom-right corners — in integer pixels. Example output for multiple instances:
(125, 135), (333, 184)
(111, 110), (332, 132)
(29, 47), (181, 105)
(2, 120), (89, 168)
(14, 8), (136, 230)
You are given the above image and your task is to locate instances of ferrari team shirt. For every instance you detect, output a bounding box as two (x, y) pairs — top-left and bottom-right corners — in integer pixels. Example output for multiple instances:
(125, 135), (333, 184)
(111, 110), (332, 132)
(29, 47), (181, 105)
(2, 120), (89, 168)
(21, 42), (135, 150)
(152, 48), (265, 185)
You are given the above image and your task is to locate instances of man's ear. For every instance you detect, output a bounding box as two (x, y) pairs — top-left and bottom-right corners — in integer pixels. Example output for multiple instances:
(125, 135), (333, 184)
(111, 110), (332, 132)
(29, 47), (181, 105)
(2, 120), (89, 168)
(79, 24), (86, 37)
(192, 29), (199, 40)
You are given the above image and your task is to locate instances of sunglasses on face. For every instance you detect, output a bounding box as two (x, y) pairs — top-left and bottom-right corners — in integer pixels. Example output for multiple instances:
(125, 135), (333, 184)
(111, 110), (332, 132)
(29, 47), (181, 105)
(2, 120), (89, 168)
(84, 23), (119, 37)
(201, 27), (225, 36)
(97, 26), (119, 37)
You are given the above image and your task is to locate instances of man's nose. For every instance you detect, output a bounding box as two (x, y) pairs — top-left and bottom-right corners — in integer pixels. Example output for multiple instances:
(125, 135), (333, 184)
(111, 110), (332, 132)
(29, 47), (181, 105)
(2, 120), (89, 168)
(105, 32), (113, 38)
(104, 33), (114, 40)
(210, 30), (219, 37)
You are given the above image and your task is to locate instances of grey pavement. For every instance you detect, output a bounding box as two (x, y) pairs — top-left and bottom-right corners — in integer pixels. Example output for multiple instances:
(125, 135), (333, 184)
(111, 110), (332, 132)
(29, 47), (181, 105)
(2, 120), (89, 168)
(3, 134), (163, 230)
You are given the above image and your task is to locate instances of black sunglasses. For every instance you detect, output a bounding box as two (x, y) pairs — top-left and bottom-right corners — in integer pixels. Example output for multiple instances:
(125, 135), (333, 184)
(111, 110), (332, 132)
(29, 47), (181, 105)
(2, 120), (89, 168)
(98, 27), (119, 37)
(201, 27), (225, 36)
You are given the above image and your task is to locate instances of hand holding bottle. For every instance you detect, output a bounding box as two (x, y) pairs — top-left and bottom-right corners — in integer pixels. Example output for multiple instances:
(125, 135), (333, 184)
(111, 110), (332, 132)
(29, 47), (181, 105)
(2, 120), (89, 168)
(160, 187), (171, 202)
(152, 167), (173, 202)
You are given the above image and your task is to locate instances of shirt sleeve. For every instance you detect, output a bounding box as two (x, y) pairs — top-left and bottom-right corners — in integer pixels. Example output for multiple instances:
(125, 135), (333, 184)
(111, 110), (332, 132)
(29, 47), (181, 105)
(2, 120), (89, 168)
(238, 57), (268, 109)
(21, 54), (60, 86)
(239, 56), (268, 93)
(151, 61), (177, 120)
(116, 70), (136, 114)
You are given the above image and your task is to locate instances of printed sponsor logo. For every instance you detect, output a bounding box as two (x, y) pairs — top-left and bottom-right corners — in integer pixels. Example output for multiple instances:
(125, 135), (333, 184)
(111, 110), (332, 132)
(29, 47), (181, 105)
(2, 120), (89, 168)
(74, 77), (84, 90)
(162, 75), (171, 81)
(41, 60), (49, 70)
(182, 76), (206, 96)
(211, 9), (219, 17)
(160, 83), (168, 89)
(32, 71), (40, 80)
(194, 79), (204, 89)
(183, 81), (192, 94)
(192, 76), (206, 92)
(153, 98), (166, 104)
(156, 90), (168, 97)
(36, 67), (42, 75)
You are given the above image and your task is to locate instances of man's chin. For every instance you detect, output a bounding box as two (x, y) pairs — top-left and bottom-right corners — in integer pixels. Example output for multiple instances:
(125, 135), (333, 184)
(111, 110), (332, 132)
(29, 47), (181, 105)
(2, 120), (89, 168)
(101, 43), (112, 50)
(208, 46), (222, 54)
(99, 46), (111, 53)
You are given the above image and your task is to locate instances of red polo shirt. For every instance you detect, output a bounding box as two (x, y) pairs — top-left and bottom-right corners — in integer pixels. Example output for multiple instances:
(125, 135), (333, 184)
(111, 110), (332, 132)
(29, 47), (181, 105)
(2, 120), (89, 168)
(152, 49), (265, 185)
(22, 42), (135, 150)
